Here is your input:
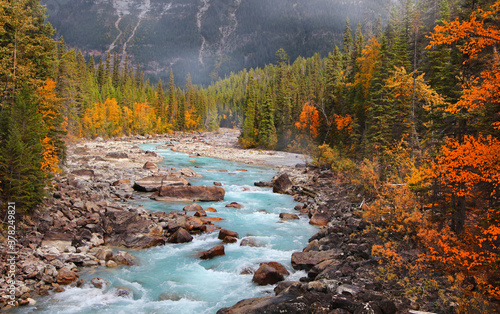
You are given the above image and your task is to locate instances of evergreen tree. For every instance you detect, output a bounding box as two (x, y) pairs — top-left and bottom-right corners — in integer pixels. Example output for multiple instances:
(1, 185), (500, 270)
(258, 87), (277, 148)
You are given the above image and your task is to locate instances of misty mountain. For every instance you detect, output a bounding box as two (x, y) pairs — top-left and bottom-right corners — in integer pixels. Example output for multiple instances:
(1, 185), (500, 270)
(42, 0), (391, 85)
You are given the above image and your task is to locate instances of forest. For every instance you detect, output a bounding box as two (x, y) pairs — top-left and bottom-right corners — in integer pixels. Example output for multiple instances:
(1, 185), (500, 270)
(0, 0), (499, 311)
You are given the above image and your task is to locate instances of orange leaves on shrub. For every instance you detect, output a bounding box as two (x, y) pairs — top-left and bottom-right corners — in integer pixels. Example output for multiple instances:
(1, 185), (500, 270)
(295, 102), (320, 138)
(430, 135), (500, 198)
(363, 184), (422, 239)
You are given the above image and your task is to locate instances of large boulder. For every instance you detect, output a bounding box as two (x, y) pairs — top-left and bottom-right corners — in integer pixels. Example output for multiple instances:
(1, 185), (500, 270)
(113, 251), (137, 266)
(183, 203), (203, 211)
(198, 245), (225, 259)
(167, 228), (193, 243)
(103, 209), (166, 248)
(252, 262), (290, 285)
(218, 229), (239, 240)
(152, 186), (225, 202)
(133, 175), (189, 192)
(272, 173), (293, 194)
(309, 213), (330, 226)
(56, 267), (79, 285)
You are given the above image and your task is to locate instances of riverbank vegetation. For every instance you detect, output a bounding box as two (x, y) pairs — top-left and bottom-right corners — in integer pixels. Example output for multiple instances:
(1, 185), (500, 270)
(1, 0), (499, 310)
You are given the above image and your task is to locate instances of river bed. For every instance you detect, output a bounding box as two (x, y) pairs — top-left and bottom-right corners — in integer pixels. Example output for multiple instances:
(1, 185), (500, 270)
(20, 144), (317, 314)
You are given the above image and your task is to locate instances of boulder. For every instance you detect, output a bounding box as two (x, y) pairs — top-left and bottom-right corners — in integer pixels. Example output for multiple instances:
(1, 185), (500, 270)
(254, 181), (273, 187)
(103, 210), (166, 248)
(95, 248), (113, 261)
(90, 277), (109, 289)
(205, 207), (217, 212)
(252, 262), (289, 285)
(152, 186), (225, 202)
(56, 267), (79, 285)
(133, 175), (189, 192)
(223, 236), (238, 243)
(272, 173), (293, 194)
(214, 182), (222, 186)
(309, 213), (330, 226)
(106, 152), (128, 158)
(167, 228), (193, 243)
(218, 229), (239, 240)
(183, 203), (203, 211)
(180, 168), (198, 177)
(198, 245), (225, 259)
(291, 249), (343, 270)
(225, 202), (243, 209)
(279, 213), (299, 220)
(143, 161), (157, 170)
(240, 237), (262, 247)
(112, 179), (131, 186)
(113, 251), (137, 266)
(194, 210), (207, 217)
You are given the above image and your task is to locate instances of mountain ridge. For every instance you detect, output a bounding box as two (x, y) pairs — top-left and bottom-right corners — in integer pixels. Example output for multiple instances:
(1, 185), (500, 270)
(42, 0), (391, 85)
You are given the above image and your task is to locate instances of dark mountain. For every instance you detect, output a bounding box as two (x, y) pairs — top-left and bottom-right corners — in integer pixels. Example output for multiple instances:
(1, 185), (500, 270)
(42, 0), (391, 85)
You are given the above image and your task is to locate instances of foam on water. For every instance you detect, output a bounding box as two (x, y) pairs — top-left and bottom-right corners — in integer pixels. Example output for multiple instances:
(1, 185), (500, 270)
(20, 144), (317, 314)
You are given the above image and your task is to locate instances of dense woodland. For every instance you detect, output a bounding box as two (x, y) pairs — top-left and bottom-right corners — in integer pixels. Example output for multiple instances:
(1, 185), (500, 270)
(1, 0), (500, 310)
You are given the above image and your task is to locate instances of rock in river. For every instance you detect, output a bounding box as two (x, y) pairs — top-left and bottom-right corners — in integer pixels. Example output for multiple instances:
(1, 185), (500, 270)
(151, 186), (225, 202)
(133, 175), (189, 192)
(198, 245), (225, 259)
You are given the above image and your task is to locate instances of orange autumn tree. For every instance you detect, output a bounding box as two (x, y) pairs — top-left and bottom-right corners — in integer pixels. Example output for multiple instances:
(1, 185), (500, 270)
(419, 1), (500, 300)
(37, 79), (63, 175)
(295, 102), (320, 138)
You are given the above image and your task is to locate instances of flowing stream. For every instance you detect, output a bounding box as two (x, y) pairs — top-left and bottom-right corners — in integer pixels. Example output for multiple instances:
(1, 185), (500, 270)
(22, 144), (317, 313)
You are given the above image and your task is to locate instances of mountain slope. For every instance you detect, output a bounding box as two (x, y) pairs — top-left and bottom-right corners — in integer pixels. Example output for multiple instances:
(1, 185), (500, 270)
(42, 0), (391, 85)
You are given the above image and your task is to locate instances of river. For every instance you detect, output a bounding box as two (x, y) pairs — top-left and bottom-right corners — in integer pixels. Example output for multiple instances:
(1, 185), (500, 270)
(20, 144), (317, 313)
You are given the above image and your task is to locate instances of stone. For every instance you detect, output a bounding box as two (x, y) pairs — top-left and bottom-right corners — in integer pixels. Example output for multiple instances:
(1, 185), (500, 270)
(71, 169), (95, 180)
(152, 186), (225, 202)
(223, 236), (238, 243)
(106, 152), (128, 158)
(205, 207), (217, 212)
(143, 161), (157, 170)
(274, 281), (296, 295)
(183, 203), (203, 211)
(218, 229), (239, 240)
(91, 277), (109, 289)
(133, 175), (189, 192)
(95, 248), (113, 261)
(225, 202), (243, 209)
(279, 213), (299, 220)
(272, 173), (293, 194)
(113, 251), (137, 266)
(112, 179), (131, 186)
(254, 181), (273, 187)
(194, 210), (207, 217)
(167, 228), (193, 243)
(198, 245), (225, 259)
(56, 267), (79, 285)
(180, 168), (198, 177)
(106, 260), (119, 268)
(291, 249), (343, 270)
(252, 264), (285, 285)
(309, 213), (330, 226)
(213, 182), (222, 186)
(240, 237), (262, 247)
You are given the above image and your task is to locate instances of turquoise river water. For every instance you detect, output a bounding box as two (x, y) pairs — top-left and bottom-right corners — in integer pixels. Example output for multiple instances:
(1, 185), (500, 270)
(20, 144), (317, 314)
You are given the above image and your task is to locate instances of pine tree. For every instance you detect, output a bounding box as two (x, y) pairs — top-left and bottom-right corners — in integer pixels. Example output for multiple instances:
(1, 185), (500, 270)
(258, 87), (277, 148)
